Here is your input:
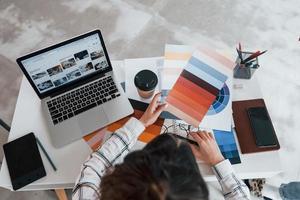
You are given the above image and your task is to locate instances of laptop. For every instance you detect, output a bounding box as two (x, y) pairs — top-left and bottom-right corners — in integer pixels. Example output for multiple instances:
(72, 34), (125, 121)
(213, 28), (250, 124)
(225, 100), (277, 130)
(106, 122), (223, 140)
(16, 30), (134, 148)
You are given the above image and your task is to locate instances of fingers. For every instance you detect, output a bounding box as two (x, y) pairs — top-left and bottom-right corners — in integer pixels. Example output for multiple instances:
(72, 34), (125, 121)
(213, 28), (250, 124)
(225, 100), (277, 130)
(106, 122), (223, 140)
(208, 132), (214, 139)
(153, 103), (168, 118)
(190, 132), (203, 144)
(150, 92), (161, 106)
(191, 131), (213, 142)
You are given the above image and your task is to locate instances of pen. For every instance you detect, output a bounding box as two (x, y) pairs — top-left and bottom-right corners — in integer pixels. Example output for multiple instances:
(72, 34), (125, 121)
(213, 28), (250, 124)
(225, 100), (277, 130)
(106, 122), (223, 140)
(36, 137), (57, 171)
(243, 50), (267, 63)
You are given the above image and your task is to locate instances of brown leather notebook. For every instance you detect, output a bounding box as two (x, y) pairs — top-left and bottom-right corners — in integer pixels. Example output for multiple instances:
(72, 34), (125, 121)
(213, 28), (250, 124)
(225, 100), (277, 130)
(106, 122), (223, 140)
(232, 99), (280, 154)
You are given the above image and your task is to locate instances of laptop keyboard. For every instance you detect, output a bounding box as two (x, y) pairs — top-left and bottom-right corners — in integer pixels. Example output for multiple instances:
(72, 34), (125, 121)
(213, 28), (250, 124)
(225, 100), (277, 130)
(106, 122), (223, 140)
(47, 76), (120, 125)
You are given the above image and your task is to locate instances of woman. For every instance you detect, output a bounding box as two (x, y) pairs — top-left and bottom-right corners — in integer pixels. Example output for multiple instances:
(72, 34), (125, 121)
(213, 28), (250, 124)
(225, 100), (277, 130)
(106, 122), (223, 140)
(73, 93), (250, 200)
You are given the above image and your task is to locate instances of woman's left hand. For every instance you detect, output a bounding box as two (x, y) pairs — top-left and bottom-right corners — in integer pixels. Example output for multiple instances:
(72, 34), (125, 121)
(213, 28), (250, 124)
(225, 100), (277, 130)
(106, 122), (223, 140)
(139, 93), (168, 128)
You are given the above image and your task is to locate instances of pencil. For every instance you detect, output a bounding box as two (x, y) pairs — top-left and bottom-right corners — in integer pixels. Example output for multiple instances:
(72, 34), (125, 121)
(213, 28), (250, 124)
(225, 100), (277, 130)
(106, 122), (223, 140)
(36, 137), (57, 171)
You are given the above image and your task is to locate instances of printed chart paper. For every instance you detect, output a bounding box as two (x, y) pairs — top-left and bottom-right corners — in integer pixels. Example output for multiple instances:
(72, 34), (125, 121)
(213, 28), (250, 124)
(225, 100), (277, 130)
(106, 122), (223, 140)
(191, 48), (234, 131)
(166, 49), (229, 127)
(161, 44), (194, 96)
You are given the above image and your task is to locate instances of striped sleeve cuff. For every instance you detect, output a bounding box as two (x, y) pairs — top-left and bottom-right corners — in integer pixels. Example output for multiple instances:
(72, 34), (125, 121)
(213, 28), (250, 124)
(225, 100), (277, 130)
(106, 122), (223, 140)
(122, 117), (145, 138)
(212, 159), (233, 180)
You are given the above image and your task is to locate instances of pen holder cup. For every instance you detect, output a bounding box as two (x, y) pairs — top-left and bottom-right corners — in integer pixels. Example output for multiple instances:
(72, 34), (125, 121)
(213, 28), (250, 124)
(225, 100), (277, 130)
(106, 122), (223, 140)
(233, 52), (259, 79)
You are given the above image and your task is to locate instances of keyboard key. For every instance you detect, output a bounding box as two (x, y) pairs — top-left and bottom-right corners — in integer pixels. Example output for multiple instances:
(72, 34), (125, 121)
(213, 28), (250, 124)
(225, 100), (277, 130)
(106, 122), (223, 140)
(103, 99), (107, 103)
(53, 119), (58, 125)
(52, 113), (62, 119)
(63, 111), (67, 115)
(68, 113), (74, 118)
(63, 115), (68, 120)
(74, 103), (97, 115)
(58, 117), (63, 122)
(116, 93), (120, 97)
(49, 106), (56, 111)
(51, 110), (58, 116)
(109, 89), (118, 95)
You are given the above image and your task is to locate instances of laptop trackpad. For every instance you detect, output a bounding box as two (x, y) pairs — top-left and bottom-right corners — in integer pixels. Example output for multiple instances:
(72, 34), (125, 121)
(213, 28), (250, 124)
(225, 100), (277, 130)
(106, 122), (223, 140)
(77, 106), (108, 135)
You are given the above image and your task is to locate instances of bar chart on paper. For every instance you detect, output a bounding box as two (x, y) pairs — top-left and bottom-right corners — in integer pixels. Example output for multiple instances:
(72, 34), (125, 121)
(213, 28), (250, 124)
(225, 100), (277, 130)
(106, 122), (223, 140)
(165, 50), (229, 127)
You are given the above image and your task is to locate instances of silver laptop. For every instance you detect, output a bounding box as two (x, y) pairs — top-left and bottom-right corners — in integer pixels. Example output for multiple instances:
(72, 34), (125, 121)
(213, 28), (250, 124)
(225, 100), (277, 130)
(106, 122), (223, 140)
(16, 30), (133, 148)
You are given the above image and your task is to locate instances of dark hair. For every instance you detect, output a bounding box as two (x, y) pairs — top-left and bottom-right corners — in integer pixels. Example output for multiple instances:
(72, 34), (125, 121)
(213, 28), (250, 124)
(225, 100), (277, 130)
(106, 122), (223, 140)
(100, 134), (209, 200)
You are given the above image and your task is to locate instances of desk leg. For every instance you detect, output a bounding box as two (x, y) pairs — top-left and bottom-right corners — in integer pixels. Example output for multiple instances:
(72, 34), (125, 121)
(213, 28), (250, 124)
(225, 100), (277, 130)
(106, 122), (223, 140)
(55, 189), (68, 200)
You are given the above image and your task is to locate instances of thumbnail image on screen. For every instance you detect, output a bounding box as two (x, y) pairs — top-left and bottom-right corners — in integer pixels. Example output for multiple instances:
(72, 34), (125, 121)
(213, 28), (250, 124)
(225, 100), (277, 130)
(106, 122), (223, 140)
(21, 34), (110, 94)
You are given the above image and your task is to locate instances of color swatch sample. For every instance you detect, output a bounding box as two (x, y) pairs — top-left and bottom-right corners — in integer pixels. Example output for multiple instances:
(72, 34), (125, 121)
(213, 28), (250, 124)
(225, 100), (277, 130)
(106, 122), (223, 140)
(207, 83), (230, 115)
(161, 44), (194, 96)
(213, 129), (241, 165)
(166, 50), (228, 127)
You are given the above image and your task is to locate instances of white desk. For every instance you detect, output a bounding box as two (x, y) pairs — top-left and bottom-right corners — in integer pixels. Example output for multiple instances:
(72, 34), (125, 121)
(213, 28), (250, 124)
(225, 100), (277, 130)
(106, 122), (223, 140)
(0, 61), (282, 191)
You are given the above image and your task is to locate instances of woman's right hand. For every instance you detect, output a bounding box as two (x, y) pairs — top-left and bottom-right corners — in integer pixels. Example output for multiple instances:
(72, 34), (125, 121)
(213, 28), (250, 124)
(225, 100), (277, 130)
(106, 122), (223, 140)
(190, 131), (224, 166)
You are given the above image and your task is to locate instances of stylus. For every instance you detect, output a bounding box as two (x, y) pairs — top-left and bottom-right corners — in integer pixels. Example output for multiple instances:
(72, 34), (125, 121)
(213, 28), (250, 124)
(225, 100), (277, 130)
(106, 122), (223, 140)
(36, 137), (57, 171)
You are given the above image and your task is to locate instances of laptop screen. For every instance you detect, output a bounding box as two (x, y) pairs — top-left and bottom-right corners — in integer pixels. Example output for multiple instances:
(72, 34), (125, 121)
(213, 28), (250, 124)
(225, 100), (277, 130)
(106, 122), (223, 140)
(21, 33), (109, 94)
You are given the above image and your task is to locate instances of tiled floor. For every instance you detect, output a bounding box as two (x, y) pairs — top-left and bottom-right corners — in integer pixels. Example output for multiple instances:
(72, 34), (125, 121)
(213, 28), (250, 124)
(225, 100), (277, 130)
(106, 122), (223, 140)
(1, 0), (300, 199)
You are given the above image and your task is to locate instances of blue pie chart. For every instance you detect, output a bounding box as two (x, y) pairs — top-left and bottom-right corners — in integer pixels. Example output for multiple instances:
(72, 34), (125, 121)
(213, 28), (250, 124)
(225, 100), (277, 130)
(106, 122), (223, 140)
(206, 83), (230, 115)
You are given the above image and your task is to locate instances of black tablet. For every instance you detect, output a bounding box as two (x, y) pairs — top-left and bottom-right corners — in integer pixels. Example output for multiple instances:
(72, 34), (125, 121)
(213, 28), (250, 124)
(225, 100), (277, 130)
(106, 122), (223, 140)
(3, 132), (46, 190)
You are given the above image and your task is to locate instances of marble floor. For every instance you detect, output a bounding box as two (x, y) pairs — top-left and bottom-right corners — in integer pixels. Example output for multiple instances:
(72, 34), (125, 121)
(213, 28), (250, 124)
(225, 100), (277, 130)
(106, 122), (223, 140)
(0, 0), (300, 199)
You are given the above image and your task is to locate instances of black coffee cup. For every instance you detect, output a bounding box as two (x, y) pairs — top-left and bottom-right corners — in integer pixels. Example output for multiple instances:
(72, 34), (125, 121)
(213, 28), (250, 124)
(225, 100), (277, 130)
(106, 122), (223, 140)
(134, 70), (158, 99)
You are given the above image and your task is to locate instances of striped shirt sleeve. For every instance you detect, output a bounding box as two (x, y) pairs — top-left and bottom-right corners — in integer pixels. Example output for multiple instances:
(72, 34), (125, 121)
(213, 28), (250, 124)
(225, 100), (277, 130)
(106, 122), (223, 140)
(72, 117), (145, 200)
(212, 159), (251, 200)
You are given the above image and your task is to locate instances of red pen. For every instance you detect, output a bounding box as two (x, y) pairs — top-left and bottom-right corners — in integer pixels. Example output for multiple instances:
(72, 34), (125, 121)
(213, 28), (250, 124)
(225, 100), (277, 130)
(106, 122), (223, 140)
(243, 50), (267, 63)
